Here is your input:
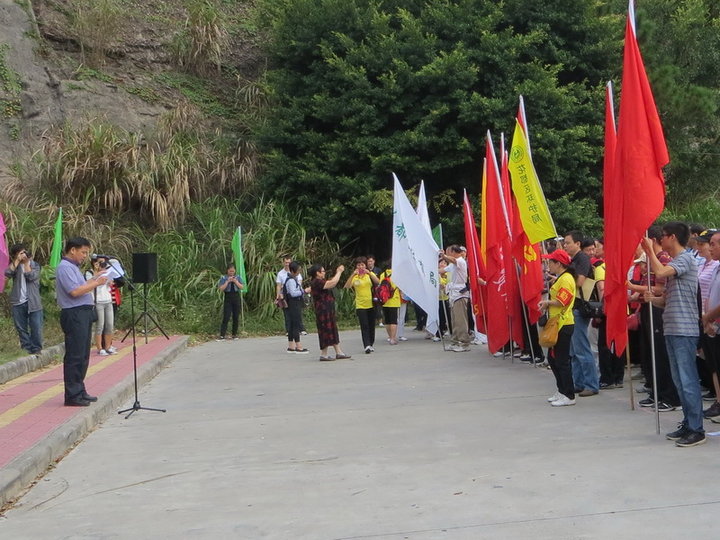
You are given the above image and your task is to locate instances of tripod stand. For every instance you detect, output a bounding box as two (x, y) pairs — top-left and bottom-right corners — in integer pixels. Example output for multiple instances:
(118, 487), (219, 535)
(121, 283), (169, 344)
(112, 264), (168, 419)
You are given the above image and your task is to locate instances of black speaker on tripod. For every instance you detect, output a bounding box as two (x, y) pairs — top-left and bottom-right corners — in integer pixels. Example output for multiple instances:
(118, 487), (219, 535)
(122, 253), (168, 343)
(115, 253), (167, 419)
(132, 253), (158, 284)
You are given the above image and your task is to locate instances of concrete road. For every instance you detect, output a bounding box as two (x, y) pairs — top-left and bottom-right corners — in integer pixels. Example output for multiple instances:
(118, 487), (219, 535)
(1, 328), (719, 539)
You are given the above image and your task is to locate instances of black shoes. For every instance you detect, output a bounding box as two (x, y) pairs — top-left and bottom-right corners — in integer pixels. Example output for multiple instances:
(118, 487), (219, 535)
(65, 398), (91, 407)
(666, 424), (690, 441)
(82, 393), (98, 402)
(675, 431), (706, 447)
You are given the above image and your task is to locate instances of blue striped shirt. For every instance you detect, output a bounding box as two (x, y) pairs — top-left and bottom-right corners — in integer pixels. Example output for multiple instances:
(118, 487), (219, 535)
(663, 249), (699, 336)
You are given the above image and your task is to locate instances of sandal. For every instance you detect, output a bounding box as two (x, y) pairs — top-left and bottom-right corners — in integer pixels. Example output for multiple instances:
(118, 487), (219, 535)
(336, 353), (352, 360)
(319, 356), (335, 361)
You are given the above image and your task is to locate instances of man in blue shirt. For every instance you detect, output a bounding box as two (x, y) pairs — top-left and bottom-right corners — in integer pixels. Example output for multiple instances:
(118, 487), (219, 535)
(643, 222), (703, 447)
(56, 237), (109, 406)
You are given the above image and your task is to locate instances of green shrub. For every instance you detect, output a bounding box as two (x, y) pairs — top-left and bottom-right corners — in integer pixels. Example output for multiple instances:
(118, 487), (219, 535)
(70, 0), (124, 67)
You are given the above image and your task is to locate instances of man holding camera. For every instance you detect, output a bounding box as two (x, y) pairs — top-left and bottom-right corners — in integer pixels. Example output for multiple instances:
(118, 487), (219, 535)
(4, 244), (44, 355)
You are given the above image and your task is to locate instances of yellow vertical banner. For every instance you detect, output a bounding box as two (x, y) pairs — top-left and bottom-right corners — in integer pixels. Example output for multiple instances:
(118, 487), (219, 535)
(508, 120), (557, 244)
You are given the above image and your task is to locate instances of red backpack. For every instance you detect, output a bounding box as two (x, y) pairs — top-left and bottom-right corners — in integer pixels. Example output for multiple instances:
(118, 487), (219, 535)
(376, 278), (395, 304)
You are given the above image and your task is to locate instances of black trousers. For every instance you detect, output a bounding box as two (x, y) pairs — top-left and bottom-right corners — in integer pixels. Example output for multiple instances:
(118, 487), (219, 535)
(60, 305), (94, 401)
(549, 324), (575, 399)
(220, 292), (240, 337)
(521, 303), (544, 360)
(287, 297), (304, 343)
(356, 308), (375, 347)
(640, 303), (680, 405)
(598, 319), (625, 385)
(438, 300), (451, 335)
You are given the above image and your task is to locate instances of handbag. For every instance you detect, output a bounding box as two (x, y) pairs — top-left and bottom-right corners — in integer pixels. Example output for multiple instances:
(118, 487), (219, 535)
(539, 315), (560, 348)
(575, 297), (605, 319)
(274, 297), (288, 309)
(627, 311), (640, 331)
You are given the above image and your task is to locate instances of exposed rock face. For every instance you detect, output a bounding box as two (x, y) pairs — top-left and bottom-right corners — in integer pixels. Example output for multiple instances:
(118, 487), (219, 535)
(0, 0), (263, 188)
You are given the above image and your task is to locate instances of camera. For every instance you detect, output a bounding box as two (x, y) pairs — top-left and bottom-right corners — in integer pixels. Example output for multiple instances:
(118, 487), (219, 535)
(99, 261), (108, 269)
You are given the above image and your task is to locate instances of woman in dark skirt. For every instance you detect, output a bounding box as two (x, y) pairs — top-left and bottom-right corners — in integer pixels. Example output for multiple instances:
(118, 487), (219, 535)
(309, 263), (351, 361)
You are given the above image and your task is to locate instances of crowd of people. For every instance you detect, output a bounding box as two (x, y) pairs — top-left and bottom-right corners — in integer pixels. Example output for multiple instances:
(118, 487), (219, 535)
(264, 221), (720, 449)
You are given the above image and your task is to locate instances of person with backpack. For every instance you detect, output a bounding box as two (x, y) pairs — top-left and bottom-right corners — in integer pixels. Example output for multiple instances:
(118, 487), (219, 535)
(344, 256), (380, 354)
(283, 261), (308, 354)
(378, 266), (401, 345)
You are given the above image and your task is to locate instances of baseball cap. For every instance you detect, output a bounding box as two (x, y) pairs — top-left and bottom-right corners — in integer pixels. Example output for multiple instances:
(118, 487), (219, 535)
(542, 249), (571, 266)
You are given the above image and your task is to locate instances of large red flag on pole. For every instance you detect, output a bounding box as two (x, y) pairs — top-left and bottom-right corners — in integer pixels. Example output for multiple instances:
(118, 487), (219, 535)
(500, 136), (525, 349)
(463, 190), (487, 334)
(483, 133), (512, 353)
(604, 1), (668, 355)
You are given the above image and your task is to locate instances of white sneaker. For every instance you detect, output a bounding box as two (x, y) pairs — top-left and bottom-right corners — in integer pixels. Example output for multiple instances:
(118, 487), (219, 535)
(108, 346), (118, 354)
(551, 395), (576, 407)
(547, 391), (561, 403)
(471, 338), (480, 345)
(451, 345), (470, 353)
(476, 333), (488, 344)
(398, 336), (408, 341)
(300, 331), (308, 336)
(432, 336), (441, 342)
(493, 351), (503, 357)
(365, 346), (372, 354)
(98, 349), (109, 356)
(369, 346), (375, 352)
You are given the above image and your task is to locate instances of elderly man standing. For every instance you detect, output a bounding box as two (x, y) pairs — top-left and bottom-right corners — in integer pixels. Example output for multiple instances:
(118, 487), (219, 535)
(701, 230), (720, 422)
(4, 244), (43, 356)
(56, 237), (109, 406)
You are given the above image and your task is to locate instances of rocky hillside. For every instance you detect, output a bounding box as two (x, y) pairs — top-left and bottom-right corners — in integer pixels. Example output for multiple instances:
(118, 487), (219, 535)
(0, 0), (262, 187)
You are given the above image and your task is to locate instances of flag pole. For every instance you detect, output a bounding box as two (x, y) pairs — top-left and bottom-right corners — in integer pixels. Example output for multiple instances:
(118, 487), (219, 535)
(645, 232), (660, 434)
(624, 342), (635, 410)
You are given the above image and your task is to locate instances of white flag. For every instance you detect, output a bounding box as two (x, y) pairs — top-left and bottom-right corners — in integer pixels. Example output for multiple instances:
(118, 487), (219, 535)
(416, 181), (431, 231)
(391, 174), (439, 334)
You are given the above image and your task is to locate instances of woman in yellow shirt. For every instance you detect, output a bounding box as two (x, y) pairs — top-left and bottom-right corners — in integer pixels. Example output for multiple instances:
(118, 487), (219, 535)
(344, 256), (380, 354)
(539, 249), (576, 407)
(379, 267), (401, 345)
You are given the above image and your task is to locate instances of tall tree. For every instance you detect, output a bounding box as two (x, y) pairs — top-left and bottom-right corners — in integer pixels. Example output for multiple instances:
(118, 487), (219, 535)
(254, 0), (622, 248)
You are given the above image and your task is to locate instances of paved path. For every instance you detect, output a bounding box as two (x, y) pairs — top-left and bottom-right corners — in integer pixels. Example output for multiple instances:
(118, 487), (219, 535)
(1, 328), (719, 539)
(0, 335), (187, 507)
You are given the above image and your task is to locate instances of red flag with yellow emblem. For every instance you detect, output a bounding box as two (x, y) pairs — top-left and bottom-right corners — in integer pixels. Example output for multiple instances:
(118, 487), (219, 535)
(511, 196), (543, 325)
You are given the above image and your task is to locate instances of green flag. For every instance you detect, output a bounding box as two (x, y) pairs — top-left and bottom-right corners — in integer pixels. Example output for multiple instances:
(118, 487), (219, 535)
(49, 208), (63, 269)
(231, 226), (248, 293)
(432, 223), (443, 250)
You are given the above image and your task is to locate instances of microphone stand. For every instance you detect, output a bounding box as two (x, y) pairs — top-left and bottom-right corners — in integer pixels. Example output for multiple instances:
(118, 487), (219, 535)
(105, 259), (166, 419)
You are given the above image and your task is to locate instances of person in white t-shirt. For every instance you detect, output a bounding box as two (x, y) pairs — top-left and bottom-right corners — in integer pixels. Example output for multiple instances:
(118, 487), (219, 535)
(440, 245), (471, 352)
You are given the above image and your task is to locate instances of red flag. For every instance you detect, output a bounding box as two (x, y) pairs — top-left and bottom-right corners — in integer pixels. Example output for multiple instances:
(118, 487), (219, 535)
(483, 133), (511, 353)
(463, 190), (487, 334)
(500, 139), (525, 349)
(604, 3), (668, 355)
(511, 196), (543, 325)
